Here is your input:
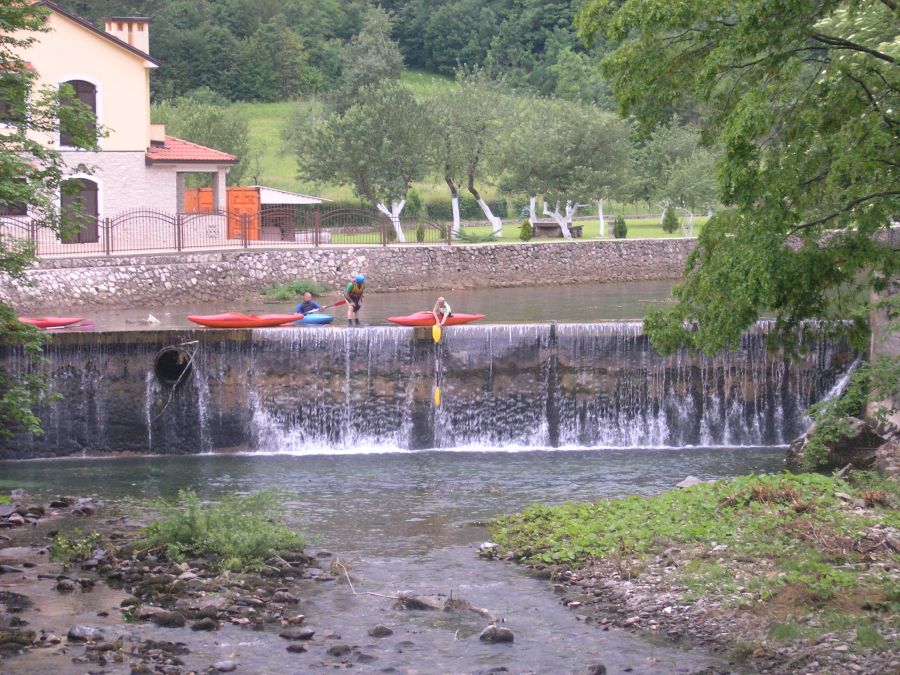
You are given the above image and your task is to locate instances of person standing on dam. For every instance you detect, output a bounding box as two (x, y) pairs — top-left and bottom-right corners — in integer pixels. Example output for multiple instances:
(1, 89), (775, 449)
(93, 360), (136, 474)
(343, 274), (366, 326)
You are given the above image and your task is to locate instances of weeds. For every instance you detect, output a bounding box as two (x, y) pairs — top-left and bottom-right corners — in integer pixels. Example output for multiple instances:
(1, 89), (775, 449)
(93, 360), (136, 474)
(139, 489), (302, 571)
(261, 279), (328, 302)
(50, 529), (104, 568)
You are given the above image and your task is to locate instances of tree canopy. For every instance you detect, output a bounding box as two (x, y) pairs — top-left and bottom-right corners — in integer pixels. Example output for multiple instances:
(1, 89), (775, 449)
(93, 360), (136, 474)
(0, 2), (97, 435)
(577, 0), (900, 353)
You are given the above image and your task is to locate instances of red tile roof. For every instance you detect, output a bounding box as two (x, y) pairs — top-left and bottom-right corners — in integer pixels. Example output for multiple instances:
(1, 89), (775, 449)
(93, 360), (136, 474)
(145, 136), (237, 164)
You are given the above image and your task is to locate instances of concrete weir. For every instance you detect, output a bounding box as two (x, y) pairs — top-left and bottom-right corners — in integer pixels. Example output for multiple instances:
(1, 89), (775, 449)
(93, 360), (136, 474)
(0, 322), (855, 459)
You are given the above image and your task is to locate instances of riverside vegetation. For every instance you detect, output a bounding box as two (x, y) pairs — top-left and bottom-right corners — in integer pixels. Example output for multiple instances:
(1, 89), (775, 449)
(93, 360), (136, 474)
(489, 472), (899, 672)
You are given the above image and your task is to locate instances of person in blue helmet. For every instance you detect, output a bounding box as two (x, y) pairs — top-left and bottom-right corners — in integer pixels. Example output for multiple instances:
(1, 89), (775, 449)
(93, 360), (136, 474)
(343, 273), (366, 326)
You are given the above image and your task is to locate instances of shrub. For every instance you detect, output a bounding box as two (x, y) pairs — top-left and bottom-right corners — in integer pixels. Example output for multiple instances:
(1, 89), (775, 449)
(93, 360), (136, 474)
(406, 188), (423, 216)
(140, 490), (302, 572)
(50, 529), (104, 569)
(613, 215), (628, 239)
(662, 207), (680, 234)
(519, 219), (533, 241)
(424, 196), (508, 222)
(262, 279), (327, 301)
(415, 221), (425, 242)
(454, 229), (497, 243)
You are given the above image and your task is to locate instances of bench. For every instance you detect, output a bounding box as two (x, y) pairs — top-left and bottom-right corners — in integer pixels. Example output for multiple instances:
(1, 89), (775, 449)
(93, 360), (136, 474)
(531, 221), (583, 238)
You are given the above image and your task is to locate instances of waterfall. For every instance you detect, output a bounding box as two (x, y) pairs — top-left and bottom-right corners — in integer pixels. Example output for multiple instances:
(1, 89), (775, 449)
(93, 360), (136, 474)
(0, 322), (856, 458)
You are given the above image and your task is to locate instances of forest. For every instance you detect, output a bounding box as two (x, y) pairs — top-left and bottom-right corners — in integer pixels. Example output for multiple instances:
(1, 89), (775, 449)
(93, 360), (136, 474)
(58, 0), (613, 106)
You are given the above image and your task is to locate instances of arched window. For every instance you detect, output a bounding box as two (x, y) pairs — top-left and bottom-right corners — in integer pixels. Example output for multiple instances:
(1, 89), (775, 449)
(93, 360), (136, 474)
(60, 178), (98, 244)
(59, 80), (96, 147)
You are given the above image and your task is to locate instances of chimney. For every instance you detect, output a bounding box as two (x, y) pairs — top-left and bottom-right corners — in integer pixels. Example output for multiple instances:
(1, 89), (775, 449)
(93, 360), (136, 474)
(103, 17), (151, 56)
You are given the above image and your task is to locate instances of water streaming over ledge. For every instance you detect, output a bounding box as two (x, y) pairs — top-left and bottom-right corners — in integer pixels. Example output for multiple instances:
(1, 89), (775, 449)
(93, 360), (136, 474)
(0, 322), (855, 458)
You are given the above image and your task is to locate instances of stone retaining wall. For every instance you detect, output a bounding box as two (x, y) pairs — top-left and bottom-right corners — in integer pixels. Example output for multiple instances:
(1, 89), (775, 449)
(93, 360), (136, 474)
(0, 238), (696, 310)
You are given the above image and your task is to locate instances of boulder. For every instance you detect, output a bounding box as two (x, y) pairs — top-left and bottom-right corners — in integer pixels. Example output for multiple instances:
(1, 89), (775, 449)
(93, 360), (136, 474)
(67, 625), (103, 642)
(787, 417), (886, 471)
(479, 625), (514, 643)
(874, 440), (900, 477)
(368, 624), (393, 638)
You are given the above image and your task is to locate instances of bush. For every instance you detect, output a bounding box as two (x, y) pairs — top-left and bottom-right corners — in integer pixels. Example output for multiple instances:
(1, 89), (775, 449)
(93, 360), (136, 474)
(613, 215), (628, 239)
(662, 207), (680, 234)
(406, 188), (423, 216)
(424, 196), (508, 222)
(519, 219), (533, 241)
(262, 279), (328, 301)
(140, 490), (302, 572)
(415, 221), (425, 242)
(454, 229), (498, 243)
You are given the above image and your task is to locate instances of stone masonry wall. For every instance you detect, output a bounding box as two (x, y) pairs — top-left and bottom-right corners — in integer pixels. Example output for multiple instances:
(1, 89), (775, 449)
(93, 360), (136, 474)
(0, 238), (696, 310)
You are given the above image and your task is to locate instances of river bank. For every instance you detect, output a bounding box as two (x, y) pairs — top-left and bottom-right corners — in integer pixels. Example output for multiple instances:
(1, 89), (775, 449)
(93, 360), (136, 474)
(487, 471), (900, 674)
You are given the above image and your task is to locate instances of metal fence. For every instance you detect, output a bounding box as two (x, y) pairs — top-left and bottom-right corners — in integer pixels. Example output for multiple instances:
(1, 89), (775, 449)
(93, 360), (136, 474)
(0, 205), (453, 258)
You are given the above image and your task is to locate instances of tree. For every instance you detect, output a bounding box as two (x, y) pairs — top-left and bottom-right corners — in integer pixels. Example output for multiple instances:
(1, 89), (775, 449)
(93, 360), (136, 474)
(328, 6), (404, 112)
(577, 0), (900, 354)
(0, 2), (97, 435)
(427, 71), (513, 236)
(500, 97), (633, 239)
(634, 123), (718, 235)
(296, 81), (429, 241)
(151, 98), (254, 185)
(661, 207), (679, 235)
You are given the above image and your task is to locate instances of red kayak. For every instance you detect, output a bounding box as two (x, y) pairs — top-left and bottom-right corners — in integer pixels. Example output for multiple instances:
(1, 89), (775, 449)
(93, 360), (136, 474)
(387, 311), (486, 327)
(187, 312), (304, 328)
(18, 316), (84, 329)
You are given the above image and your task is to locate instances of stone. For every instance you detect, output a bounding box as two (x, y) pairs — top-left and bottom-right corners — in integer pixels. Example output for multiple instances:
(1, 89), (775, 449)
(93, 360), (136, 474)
(327, 644), (351, 657)
(150, 611), (186, 628)
(271, 590), (299, 604)
(675, 476), (703, 489)
(585, 665), (607, 675)
(368, 624), (393, 638)
(279, 628), (315, 641)
(213, 660), (237, 672)
(787, 417), (885, 471)
(286, 644), (307, 653)
(55, 578), (77, 592)
(67, 625), (103, 642)
(191, 617), (218, 631)
(0, 565), (23, 574)
(479, 625), (514, 643)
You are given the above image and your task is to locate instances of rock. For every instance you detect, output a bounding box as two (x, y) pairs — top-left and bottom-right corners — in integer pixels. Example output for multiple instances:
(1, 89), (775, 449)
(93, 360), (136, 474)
(286, 614), (305, 624)
(0, 505), (15, 518)
(584, 665), (607, 675)
(286, 644), (307, 653)
(50, 496), (76, 507)
(55, 578), (78, 592)
(213, 660), (237, 672)
(874, 440), (900, 477)
(623, 616), (640, 626)
(676, 476), (703, 489)
(394, 593), (444, 611)
(0, 565), (23, 574)
(136, 605), (165, 619)
(787, 417), (885, 471)
(6, 513), (25, 525)
(271, 590), (299, 604)
(279, 628), (315, 641)
(67, 625), (103, 642)
(0, 628), (35, 651)
(479, 625), (514, 643)
(327, 644), (351, 657)
(191, 617), (218, 631)
(150, 611), (186, 628)
(368, 624), (393, 638)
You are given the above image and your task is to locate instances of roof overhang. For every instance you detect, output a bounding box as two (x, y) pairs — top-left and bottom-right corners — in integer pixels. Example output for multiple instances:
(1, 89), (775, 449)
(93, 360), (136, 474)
(256, 186), (329, 205)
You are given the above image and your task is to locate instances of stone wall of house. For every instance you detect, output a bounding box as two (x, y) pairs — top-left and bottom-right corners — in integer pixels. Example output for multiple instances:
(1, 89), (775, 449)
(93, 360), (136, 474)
(0, 238), (696, 310)
(63, 151), (178, 216)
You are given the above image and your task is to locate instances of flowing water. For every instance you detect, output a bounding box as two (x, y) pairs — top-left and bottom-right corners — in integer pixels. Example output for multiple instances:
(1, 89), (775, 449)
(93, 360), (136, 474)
(0, 448), (784, 674)
(0, 286), (857, 672)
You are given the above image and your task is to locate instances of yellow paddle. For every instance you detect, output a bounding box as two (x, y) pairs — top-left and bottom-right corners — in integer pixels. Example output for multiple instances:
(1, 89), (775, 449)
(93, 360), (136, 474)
(432, 323), (442, 343)
(433, 385), (441, 406)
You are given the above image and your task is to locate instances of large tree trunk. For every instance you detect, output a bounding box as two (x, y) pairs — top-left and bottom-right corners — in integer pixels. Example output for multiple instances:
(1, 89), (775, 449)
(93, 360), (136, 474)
(444, 175), (461, 235)
(376, 199), (406, 242)
(679, 207), (695, 237)
(467, 180), (502, 237)
(543, 200), (573, 239)
(529, 196), (537, 224)
(597, 199), (605, 237)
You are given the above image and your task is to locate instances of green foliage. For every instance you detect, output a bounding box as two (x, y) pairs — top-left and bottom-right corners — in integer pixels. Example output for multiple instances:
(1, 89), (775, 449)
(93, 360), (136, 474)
(578, 0), (900, 354)
(406, 188), (423, 216)
(415, 221), (425, 243)
(50, 530), (103, 567)
(519, 219), (533, 242)
(453, 229), (498, 244)
(490, 472), (897, 628)
(140, 489), (302, 572)
(262, 279), (327, 301)
(802, 356), (900, 470)
(152, 98), (254, 185)
(856, 626), (888, 651)
(661, 207), (679, 235)
(612, 215), (627, 239)
(297, 81), (429, 211)
(0, 2), (97, 438)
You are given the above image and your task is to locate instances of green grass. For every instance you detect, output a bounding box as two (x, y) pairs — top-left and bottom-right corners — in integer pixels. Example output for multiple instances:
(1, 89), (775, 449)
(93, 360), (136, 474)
(261, 279), (328, 301)
(490, 472), (899, 624)
(462, 216), (708, 241)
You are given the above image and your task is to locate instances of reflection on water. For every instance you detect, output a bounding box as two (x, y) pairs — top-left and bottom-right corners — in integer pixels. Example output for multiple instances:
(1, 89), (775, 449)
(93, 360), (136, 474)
(35, 279), (677, 331)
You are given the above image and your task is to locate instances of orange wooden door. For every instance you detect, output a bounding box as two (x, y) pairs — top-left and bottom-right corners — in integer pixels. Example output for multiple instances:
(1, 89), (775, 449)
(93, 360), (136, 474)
(226, 188), (260, 240)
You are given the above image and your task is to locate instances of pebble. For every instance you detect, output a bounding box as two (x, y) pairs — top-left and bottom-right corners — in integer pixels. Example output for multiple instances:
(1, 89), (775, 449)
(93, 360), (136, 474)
(213, 660), (237, 672)
(368, 624), (393, 638)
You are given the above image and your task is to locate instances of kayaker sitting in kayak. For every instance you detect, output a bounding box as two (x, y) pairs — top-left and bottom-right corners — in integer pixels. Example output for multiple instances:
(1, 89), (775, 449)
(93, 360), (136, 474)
(343, 274), (366, 326)
(432, 297), (452, 326)
(296, 292), (320, 315)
